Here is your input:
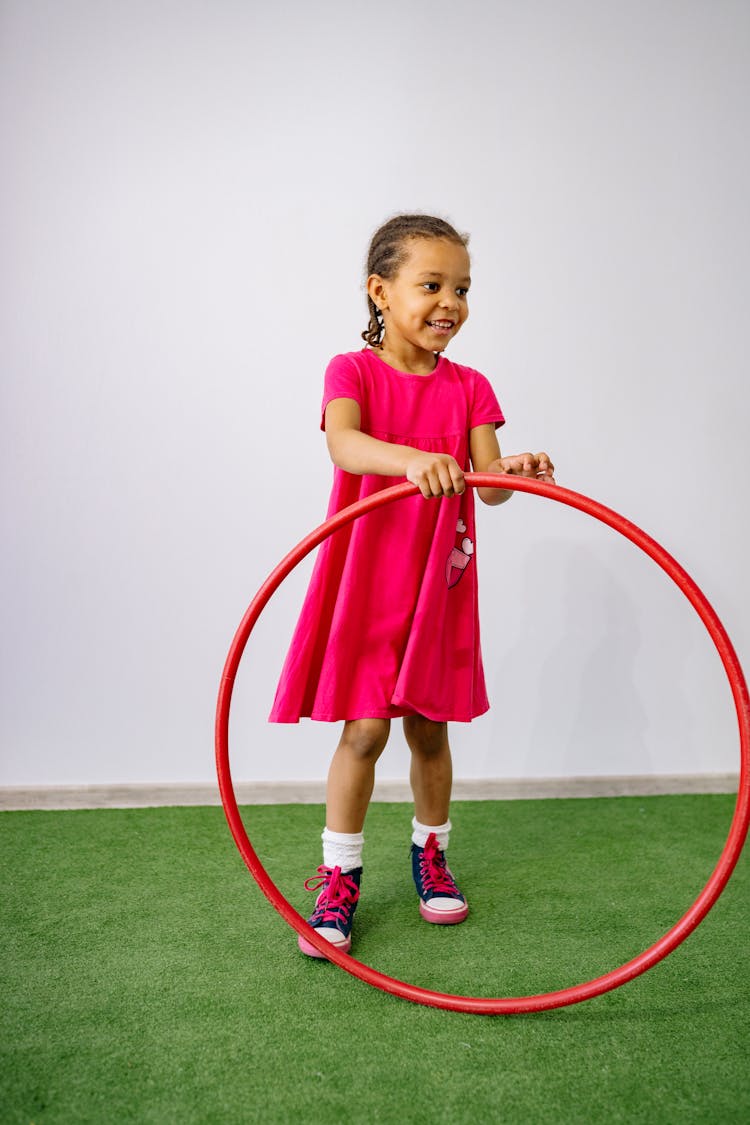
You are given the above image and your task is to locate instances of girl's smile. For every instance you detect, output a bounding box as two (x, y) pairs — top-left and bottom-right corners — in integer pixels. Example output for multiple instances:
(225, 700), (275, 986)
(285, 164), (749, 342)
(367, 238), (471, 373)
(427, 319), (457, 338)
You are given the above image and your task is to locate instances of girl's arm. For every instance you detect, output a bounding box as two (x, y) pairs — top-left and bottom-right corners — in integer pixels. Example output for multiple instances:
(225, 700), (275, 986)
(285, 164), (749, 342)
(325, 397), (466, 499)
(470, 423), (555, 506)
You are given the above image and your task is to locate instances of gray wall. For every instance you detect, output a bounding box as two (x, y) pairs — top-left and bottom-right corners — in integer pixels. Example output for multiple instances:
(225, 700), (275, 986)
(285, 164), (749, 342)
(2, 0), (748, 786)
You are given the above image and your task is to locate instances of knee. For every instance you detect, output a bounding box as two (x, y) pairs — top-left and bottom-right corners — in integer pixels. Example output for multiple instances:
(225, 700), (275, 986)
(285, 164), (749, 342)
(403, 714), (448, 757)
(339, 718), (390, 763)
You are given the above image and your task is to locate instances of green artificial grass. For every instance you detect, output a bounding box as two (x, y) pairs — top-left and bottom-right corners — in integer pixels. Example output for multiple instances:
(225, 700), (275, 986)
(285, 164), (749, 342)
(1, 796), (748, 1123)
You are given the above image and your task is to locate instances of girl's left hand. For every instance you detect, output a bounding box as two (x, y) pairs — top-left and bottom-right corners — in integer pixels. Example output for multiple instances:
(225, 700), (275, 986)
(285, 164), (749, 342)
(490, 452), (556, 482)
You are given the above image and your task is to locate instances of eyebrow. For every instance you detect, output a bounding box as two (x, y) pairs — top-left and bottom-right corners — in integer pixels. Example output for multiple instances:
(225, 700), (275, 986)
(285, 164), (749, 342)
(417, 271), (472, 283)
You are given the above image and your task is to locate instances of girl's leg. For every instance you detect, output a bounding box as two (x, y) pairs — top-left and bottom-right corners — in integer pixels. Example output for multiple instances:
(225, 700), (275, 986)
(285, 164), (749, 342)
(326, 718), (390, 833)
(403, 714), (468, 924)
(403, 714), (452, 826)
(298, 718), (390, 959)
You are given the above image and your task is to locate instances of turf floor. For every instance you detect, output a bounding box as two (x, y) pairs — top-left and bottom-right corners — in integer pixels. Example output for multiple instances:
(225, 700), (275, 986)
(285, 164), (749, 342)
(1, 795), (748, 1123)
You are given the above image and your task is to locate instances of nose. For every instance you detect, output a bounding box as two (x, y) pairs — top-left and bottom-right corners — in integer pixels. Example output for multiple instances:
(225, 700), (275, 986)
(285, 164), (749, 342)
(439, 288), (459, 312)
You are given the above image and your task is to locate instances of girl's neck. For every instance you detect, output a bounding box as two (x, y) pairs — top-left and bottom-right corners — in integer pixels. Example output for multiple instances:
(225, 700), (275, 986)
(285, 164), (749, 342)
(371, 342), (440, 376)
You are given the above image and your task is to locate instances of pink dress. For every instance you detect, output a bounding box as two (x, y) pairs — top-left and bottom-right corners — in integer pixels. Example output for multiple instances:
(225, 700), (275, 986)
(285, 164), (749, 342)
(269, 348), (505, 724)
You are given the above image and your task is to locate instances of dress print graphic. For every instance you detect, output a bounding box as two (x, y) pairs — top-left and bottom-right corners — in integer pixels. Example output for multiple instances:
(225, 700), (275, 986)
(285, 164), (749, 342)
(446, 517), (474, 588)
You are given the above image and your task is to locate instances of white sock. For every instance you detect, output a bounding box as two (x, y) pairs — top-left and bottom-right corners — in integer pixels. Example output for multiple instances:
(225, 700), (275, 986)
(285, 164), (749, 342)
(321, 827), (364, 872)
(412, 817), (452, 851)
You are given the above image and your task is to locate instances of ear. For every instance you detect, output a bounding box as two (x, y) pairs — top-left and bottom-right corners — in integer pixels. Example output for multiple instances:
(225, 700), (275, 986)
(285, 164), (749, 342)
(366, 274), (389, 312)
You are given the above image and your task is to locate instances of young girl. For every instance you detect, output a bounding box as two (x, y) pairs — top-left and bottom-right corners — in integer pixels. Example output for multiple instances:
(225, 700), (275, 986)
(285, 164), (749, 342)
(270, 214), (554, 958)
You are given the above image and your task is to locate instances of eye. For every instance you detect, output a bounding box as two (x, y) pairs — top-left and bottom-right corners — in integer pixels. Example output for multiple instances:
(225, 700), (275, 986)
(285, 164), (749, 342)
(457, 287), (469, 297)
(422, 282), (440, 292)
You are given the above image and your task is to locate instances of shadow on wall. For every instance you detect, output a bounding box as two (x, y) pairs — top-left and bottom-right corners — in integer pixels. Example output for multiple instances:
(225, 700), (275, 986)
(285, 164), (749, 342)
(489, 537), (708, 779)
(530, 542), (650, 775)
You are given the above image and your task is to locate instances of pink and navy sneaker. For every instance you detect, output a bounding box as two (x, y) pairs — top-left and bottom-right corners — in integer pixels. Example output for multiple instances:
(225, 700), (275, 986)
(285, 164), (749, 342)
(297, 865), (362, 958)
(411, 833), (469, 924)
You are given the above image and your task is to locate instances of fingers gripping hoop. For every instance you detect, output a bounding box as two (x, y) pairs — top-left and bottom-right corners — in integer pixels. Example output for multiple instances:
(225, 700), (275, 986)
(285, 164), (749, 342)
(215, 475), (750, 1014)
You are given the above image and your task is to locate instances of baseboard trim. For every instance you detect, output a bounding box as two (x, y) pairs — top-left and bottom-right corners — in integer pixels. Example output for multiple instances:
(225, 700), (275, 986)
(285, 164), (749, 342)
(0, 773), (739, 811)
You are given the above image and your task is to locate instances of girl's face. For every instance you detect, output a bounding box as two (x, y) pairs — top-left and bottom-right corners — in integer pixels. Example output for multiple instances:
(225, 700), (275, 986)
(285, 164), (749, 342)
(368, 237), (471, 367)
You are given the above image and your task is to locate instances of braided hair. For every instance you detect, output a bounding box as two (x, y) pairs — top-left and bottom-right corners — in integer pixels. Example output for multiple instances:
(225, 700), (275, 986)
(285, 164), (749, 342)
(361, 214), (469, 348)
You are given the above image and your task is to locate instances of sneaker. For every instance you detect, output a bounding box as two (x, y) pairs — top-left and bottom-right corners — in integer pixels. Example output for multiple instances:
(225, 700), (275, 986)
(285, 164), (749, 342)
(411, 833), (468, 924)
(297, 865), (362, 958)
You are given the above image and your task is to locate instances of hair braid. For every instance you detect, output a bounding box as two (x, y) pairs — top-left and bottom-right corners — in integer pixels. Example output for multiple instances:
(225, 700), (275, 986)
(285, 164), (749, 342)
(362, 295), (384, 349)
(360, 214), (469, 348)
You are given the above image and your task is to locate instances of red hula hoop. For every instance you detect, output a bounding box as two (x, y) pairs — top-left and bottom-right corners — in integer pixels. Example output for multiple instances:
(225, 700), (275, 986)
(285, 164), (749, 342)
(215, 474), (750, 1014)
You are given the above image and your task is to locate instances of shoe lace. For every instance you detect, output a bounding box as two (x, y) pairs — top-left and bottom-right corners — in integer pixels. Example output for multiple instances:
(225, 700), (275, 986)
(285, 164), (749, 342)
(304, 865), (360, 927)
(419, 833), (460, 896)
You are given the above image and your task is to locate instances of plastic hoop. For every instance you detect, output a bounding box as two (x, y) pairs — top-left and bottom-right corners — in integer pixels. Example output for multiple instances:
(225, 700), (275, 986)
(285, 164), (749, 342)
(215, 475), (750, 1014)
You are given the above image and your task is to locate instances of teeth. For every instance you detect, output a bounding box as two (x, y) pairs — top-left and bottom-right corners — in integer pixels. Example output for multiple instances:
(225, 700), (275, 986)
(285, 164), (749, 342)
(429, 321), (453, 328)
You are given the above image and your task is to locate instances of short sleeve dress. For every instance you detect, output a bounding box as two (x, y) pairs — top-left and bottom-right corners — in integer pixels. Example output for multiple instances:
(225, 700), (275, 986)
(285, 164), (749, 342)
(269, 348), (505, 724)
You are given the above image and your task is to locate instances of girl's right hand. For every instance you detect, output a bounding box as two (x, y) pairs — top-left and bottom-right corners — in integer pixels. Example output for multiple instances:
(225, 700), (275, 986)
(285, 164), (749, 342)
(406, 452), (465, 499)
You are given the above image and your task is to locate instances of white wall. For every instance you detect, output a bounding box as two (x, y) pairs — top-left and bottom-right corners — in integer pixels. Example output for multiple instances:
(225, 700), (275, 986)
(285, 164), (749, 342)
(2, 0), (748, 787)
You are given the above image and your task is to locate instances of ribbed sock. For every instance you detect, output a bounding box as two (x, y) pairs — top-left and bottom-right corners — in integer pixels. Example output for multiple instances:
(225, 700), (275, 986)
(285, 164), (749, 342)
(321, 827), (364, 872)
(411, 817), (452, 851)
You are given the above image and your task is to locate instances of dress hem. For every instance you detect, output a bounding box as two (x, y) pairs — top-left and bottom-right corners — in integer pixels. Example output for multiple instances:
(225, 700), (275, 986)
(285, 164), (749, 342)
(269, 702), (490, 725)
